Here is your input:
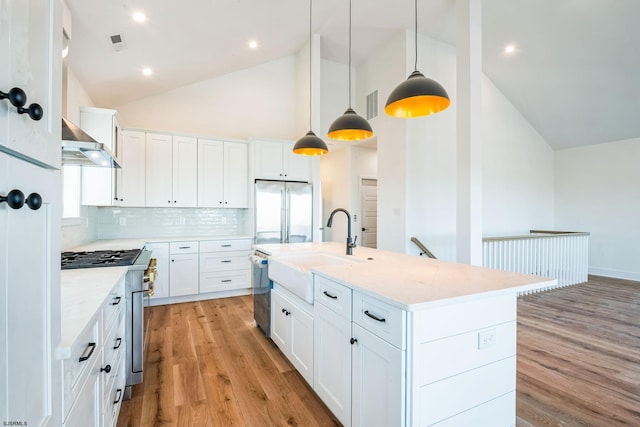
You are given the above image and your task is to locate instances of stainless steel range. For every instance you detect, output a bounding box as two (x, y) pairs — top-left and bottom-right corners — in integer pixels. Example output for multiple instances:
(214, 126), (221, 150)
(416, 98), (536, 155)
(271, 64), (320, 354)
(61, 248), (156, 400)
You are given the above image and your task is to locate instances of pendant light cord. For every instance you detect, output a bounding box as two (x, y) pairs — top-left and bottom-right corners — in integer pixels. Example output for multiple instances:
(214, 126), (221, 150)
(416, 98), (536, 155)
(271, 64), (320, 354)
(414, 0), (418, 72)
(348, 0), (352, 108)
(309, 0), (313, 129)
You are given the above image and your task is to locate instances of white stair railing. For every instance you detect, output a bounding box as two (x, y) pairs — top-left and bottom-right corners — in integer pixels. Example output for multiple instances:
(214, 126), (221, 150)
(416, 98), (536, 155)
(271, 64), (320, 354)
(482, 230), (589, 294)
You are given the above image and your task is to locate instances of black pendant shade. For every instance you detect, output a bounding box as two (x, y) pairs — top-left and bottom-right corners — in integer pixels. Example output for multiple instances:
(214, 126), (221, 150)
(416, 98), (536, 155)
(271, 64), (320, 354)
(385, 71), (450, 118)
(293, 130), (329, 156)
(328, 108), (373, 141)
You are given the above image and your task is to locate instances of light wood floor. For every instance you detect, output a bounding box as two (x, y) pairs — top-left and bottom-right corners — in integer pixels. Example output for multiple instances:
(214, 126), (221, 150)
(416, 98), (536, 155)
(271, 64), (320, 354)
(117, 276), (640, 427)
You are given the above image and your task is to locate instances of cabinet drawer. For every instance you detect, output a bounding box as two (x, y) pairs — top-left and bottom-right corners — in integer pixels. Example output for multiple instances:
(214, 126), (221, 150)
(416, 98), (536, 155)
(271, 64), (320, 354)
(103, 361), (126, 427)
(353, 292), (406, 350)
(200, 239), (252, 253)
(200, 270), (250, 293)
(102, 309), (125, 388)
(63, 318), (100, 419)
(314, 276), (352, 320)
(199, 253), (250, 272)
(102, 340), (125, 421)
(102, 275), (125, 336)
(169, 241), (199, 254)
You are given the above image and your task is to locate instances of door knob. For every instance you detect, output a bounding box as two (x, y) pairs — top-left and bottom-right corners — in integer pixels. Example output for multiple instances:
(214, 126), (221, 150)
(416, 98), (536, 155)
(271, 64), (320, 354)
(0, 87), (27, 107)
(1, 189), (25, 209)
(17, 103), (43, 121)
(26, 193), (43, 210)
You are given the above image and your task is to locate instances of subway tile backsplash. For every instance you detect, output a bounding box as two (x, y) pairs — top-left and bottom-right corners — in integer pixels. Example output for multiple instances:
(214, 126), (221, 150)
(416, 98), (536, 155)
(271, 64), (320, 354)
(97, 207), (251, 239)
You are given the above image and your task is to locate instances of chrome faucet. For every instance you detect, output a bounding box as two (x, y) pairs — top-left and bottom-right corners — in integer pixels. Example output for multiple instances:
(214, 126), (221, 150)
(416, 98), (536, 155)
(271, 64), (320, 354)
(326, 208), (357, 255)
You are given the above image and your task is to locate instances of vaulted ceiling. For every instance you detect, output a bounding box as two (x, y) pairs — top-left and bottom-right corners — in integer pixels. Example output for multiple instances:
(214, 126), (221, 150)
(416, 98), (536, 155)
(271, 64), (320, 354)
(65, 0), (640, 150)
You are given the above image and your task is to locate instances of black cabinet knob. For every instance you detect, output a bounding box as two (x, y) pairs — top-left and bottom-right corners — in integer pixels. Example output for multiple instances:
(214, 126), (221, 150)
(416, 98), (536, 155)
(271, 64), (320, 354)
(350, 338), (358, 345)
(101, 364), (111, 373)
(0, 87), (27, 107)
(17, 103), (43, 121)
(0, 189), (25, 209)
(26, 193), (42, 210)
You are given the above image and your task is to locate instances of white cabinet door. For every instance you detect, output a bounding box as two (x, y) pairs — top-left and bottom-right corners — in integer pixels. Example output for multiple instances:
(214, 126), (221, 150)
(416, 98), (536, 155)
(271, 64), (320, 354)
(283, 144), (312, 182)
(314, 302), (352, 426)
(270, 288), (291, 352)
(254, 140), (285, 180)
(169, 254), (199, 297)
(145, 133), (173, 207)
(64, 354), (101, 427)
(1, 154), (61, 426)
(172, 136), (197, 207)
(118, 130), (146, 207)
(197, 139), (224, 207)
(80, 109), (120, 206)
(0, 0), (62, 169)
(224, 142), (248, 208)
(290, 303), (314, 386)
(351, 323), (404, 427)
(144, 242), (170, 299)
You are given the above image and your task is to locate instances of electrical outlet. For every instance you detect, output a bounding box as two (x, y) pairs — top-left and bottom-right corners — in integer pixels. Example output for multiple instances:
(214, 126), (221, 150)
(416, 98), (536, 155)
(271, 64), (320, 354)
(221, 216), (227, 224)
(179, 216), (186, 225)
(354, 214), (358, 222)
(119, 217), (126, 226)
(478, 329), (496, 350)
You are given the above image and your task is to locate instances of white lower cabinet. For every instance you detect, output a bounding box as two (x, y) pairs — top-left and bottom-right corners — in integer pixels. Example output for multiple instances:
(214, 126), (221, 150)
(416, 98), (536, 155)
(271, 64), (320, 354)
(169, 242), (199, 297)
(271, 286), (314, 386)
(63, 276), (127, 427)
(199, 239), (251, 293)
(351, 323), (404, 427)
(314, 301), (352, 426)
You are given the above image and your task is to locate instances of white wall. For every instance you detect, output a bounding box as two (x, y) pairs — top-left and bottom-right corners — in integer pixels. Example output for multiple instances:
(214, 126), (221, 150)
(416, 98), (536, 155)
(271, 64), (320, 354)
(320, 58), (349, 139)
(482, 77), (555, 236)
(555, 138), (640, 280)
(115, 56), (299, 140)
(65, 67), (94, 123)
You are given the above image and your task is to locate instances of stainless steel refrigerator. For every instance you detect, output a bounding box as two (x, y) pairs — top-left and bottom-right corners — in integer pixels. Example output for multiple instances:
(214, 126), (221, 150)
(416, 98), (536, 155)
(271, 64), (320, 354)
(254, 180), (313, 244)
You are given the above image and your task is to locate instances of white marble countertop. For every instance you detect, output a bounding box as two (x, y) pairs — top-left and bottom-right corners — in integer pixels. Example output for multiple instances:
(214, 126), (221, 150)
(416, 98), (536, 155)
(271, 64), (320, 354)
(59, 267), (128, 359)
(69, 235), (253, 251)
(254, 242), (556, 311)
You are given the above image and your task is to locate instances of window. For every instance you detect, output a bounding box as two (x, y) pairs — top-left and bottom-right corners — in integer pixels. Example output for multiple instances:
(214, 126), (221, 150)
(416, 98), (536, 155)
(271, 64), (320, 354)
(62, 165), (81, 220)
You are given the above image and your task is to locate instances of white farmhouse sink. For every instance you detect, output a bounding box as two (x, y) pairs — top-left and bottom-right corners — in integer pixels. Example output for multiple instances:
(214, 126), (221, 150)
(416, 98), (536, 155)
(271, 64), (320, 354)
(269, 252), (361, 304)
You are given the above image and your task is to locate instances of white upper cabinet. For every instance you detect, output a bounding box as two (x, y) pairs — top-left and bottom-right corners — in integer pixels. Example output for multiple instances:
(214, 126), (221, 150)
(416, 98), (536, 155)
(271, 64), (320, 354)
(198, 139), (248, 208)
(145, 132), (173, 207)
(172, 136), (198, 207)
(253, 140), (312, 182)
(80, 108), (121, 206)
(0, 0), (62, 169)
(118, 130), (146, 207)
(146, 133), (197, 208)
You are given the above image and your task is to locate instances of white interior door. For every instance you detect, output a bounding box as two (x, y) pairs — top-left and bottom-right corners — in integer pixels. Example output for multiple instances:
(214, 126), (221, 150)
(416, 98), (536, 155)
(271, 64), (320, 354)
(360, 179), (377, 248)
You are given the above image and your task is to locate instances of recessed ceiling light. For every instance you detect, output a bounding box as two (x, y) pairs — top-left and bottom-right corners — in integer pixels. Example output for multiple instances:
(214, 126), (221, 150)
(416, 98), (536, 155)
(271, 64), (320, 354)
(504, 44), (516, 54)
(132, 11), (147, 23)
(142, 67), (153, 76)
(248, 40), (259, 50)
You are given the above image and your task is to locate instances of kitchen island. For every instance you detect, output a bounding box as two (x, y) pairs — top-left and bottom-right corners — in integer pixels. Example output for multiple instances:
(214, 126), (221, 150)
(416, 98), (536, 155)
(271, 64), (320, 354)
(255, 242), (555, 427)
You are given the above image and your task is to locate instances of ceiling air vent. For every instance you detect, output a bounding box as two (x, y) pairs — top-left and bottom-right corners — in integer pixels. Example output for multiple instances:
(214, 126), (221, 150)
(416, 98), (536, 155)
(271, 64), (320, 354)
(109, 33), (127, 52)
(366, 90), (378, 120)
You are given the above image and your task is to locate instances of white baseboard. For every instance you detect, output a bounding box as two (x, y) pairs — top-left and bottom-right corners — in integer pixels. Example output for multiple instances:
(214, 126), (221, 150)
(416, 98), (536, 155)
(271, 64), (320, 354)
(588, 267), (640, 282)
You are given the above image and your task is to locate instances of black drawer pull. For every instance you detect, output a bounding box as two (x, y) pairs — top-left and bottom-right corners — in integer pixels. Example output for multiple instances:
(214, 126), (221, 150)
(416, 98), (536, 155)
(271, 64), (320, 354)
(113, 388), (123, 405)
(79, 342), (96, 362)
(113, 337), (122, 350)
(221, 244), (232, 247)
(323, 290), (338, 299)
(178, 246), (191, 249)
(364, 310), (386, 323)
(111, 296), (121, 305)
(101, 364), (111, 373)
(221, 260), (232, 263)
(221, 279), (232, 283)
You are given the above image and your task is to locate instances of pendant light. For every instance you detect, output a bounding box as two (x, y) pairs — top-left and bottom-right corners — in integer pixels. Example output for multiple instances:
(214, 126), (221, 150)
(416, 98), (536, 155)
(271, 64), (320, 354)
(384, 0), (450, 118)
(293, 0), (329, 156)
(327, 0), (373, 141)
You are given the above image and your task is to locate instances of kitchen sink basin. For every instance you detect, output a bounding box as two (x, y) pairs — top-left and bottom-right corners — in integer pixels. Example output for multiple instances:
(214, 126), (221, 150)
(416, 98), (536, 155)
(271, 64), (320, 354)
(268, 252), (362, 304)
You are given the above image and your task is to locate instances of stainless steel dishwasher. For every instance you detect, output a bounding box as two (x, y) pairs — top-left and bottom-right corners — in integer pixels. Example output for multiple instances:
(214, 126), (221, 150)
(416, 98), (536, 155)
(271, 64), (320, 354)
(251, 250), (271, 336)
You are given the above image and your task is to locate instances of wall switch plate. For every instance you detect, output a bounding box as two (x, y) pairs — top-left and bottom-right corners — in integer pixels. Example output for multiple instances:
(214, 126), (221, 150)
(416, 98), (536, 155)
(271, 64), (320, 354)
(119, 217), (126, 226)
(478, 329), (496, 350)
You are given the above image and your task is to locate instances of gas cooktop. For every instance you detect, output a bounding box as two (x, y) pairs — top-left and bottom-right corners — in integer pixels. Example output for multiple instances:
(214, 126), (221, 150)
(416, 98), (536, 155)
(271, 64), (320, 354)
(61, 249), (142, 270)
